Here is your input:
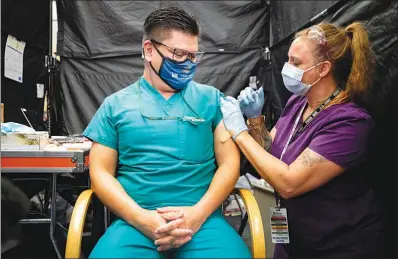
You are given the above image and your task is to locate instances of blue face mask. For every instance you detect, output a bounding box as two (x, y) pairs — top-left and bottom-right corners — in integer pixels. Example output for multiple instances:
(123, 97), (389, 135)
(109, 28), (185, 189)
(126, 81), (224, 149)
(151, 48), (198, 91)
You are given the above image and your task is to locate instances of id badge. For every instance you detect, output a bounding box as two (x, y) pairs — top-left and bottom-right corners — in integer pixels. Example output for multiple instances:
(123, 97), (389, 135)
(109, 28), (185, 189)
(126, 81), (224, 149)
(270, 207), (290, 244)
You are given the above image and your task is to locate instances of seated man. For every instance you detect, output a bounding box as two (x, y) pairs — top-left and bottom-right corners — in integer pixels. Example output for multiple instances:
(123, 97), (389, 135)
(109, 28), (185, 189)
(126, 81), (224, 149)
(83, 6), (251, 259)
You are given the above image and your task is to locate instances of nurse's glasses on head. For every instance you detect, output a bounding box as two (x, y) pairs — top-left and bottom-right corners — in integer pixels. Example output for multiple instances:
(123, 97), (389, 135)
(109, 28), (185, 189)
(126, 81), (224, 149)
(151, 39), (206, 64)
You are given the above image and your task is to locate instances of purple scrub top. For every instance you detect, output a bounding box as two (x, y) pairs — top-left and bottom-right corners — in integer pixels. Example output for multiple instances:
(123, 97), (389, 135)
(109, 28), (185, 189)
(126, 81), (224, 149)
(271, 95), (383, 258)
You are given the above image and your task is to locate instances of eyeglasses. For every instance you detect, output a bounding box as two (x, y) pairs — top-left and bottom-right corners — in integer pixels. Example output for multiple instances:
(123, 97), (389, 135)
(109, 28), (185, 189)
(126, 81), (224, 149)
(151, 39), (206, 64)
(137, 78), (207, 126)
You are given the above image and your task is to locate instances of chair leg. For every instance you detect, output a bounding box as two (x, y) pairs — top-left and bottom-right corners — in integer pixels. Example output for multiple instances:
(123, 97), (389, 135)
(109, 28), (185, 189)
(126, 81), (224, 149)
(44, 186), (50, 214)
(238, 213), (248, 236)
(86, 197), (106, 253)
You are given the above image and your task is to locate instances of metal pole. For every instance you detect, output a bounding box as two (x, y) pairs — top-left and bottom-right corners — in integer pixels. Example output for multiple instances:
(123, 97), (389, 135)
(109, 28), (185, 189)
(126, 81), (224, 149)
(48, 8), (59, 256)
(49, 0), (53, 56)
(267, 0), (273, 47)
(46, 0), (55, 137)
(19, 218), (51, 224)
(50, 173), (62, 259)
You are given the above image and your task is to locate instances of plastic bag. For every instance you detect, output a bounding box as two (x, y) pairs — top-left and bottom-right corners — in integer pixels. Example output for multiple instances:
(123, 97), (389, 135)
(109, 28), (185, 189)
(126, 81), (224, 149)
(1, 122), (35, 134)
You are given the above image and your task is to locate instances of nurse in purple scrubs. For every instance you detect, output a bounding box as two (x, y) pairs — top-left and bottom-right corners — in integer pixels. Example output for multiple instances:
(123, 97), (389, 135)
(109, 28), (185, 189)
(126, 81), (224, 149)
(220, 22), (383, 258)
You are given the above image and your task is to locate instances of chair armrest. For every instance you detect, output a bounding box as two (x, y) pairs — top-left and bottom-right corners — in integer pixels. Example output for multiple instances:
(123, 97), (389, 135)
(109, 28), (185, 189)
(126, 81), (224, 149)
(65, 189), (94, 259)
(236, 188), (266, 258)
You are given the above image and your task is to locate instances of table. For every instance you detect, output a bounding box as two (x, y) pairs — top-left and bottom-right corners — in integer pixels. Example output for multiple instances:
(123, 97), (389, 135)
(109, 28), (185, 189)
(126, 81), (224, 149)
(1, 149), (90, 258)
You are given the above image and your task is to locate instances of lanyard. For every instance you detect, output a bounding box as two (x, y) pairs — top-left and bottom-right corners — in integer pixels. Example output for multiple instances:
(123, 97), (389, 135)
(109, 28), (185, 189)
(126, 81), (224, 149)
(275, 88), (340, 207)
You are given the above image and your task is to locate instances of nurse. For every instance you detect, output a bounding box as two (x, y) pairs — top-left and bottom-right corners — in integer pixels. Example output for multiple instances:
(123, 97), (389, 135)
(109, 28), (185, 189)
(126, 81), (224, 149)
(220, 22), (383, 258)
(83, 6), (251, 259)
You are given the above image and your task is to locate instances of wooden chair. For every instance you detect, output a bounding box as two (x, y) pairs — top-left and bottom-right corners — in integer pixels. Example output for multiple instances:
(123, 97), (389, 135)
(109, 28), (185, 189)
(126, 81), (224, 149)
(65, 188), (265, 258)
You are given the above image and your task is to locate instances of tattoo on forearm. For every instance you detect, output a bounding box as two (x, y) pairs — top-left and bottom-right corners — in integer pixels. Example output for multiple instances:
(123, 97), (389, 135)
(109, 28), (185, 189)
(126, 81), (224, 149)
(249, 122), (272, 152)
(263, 134), (272, 152)
(300, 149), (327, 167)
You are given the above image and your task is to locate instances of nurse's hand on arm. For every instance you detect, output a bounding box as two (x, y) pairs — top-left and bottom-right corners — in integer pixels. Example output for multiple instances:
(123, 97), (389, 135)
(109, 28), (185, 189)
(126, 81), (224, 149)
(89, 142), (193, 242)
(220, 97), (344, 199)
(155, 121), (241, 251)
(238, 86), (276, 151)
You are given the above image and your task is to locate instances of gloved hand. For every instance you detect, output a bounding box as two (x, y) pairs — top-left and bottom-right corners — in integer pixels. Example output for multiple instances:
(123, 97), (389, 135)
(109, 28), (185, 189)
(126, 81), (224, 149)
(237, 87), (264, 118)
(220, 96), (248, 140)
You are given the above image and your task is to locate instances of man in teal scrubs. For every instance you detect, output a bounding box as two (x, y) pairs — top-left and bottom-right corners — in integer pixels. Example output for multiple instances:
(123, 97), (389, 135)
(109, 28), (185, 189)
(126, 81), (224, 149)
(83, 6), (251, 258)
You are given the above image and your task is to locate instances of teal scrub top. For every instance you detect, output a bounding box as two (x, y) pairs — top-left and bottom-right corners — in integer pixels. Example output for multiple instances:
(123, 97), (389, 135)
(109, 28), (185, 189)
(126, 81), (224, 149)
(83, 77), (223, 210)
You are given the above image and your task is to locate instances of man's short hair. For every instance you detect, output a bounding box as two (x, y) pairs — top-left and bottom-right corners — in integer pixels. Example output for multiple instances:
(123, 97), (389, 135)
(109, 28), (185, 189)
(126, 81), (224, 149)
(143, 6), (200, 42)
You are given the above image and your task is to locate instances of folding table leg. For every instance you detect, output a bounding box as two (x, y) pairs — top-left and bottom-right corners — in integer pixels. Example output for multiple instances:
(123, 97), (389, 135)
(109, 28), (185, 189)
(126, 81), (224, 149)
(49, 173), (62, 259)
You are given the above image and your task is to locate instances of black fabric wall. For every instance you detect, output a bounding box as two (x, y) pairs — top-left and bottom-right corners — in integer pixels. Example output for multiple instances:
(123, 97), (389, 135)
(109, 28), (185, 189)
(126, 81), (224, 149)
(270, 0), (340, 44)
(1, 0), (49, 128)
(267, 0), (347, 119)
(266, 0), (398, 256)
(56, 0), (269, 134)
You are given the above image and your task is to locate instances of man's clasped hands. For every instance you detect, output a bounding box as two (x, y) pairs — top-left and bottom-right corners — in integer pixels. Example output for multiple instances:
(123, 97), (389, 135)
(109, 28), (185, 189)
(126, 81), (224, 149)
(137, 206), (206, 252)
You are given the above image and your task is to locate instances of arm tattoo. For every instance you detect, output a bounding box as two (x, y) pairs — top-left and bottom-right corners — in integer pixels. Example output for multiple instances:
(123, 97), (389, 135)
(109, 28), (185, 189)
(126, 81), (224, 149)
(248, 121), (272, 152)
(300, 149), (327, 167)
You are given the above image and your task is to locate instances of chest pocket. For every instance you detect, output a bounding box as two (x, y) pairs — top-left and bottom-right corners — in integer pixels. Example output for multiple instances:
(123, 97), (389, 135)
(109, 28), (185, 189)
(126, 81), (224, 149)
(180, 121), (214, 163)
(117, 112), (181, 162)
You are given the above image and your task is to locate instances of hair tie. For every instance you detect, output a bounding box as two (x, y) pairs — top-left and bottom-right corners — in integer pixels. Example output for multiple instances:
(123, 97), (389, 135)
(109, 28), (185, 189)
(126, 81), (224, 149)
(345, 29), (353, 39)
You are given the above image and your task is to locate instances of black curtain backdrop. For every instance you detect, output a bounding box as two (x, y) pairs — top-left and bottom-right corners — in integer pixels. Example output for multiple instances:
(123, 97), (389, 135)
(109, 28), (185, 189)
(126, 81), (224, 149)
(56, 0), (269, 134)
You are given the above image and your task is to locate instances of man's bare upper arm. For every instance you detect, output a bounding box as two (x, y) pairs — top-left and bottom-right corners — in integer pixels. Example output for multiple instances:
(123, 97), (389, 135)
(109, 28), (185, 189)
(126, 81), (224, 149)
(213, 121), (240, 166)
(89, 142), (118, 177)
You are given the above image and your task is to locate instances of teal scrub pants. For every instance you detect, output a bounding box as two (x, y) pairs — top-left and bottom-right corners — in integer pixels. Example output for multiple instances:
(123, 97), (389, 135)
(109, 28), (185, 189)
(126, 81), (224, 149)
(89, 212), (251, 258)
